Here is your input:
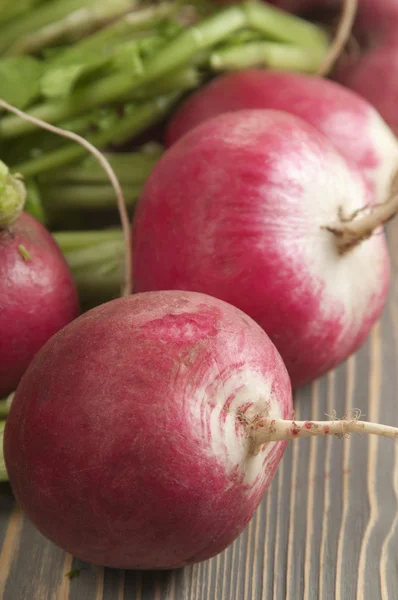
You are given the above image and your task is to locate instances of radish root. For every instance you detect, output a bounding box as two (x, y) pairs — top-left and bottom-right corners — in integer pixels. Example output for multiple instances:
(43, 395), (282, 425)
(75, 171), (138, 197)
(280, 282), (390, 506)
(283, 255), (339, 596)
(317, 0), (358, 76)
(248, 410), (398, 453)
(325, 170), (398, 254)
(0, 99), (132, 297)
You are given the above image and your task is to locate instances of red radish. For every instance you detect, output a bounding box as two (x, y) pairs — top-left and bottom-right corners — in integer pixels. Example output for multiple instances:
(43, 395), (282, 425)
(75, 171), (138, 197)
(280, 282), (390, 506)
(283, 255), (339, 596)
(165, 70), (398, 204)
(6, 290), (398, 570)
(4, 290), (293, 569)
(355, 0), (398, 41)
(0, 163), (79, 396)
(134, 109), (391, 388)
(335, 40), (398, 137)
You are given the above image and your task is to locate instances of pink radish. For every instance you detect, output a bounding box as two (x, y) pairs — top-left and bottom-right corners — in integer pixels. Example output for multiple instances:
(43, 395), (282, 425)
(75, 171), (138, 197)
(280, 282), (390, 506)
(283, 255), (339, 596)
(0, 162), (78, 396)
(355, 0), (398, 41)
(4, 290), (293, 569)
(165, 70), (398, 204)
(5, 290), (398, 569)
(335, 40), (398, 137)
(134, 109), (392, 388)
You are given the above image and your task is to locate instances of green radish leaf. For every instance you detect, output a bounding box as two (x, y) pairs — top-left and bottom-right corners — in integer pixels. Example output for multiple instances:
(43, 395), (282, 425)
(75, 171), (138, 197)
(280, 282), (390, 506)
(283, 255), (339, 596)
(40, 53), (110, 99)
(111, 42), (144, 76)
(0, 56), (43, 109)
(0, 0), (47, 26)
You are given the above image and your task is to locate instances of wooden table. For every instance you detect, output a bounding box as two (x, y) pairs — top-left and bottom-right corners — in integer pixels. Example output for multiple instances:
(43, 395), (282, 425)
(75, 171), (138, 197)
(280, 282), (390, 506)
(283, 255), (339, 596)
(1, 223), (397, 600)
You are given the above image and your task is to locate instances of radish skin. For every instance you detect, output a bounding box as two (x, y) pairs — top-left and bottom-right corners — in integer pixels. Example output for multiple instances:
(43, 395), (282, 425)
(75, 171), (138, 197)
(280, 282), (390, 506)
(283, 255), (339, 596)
(355, 0), (398, 40)
(165, 70), (398, 204)
(4, 290), (292, 569)
(135, 110), (390, 388)
(335, 40), (398, 137)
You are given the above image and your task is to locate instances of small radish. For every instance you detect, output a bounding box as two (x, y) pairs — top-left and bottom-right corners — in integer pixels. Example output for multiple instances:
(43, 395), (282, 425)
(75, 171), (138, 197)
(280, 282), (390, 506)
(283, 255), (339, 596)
(165, 70), (398, 204)
(0, 162), (79, 396)
(134, 109), (391, 388)
(4, 290), (293, 569)
(355, 0), (398, 41)
(334, 40), (398, 137)
(5, 290), (398, 569)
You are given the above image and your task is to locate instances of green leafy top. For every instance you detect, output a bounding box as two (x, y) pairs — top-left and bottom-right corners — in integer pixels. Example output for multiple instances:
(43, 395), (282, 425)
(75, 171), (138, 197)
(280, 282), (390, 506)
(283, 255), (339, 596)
(0, 56), (43, 108)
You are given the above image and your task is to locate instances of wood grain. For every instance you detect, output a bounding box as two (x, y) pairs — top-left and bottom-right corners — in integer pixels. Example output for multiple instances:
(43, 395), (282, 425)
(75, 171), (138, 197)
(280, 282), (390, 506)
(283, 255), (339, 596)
(1, 223), (398, 599)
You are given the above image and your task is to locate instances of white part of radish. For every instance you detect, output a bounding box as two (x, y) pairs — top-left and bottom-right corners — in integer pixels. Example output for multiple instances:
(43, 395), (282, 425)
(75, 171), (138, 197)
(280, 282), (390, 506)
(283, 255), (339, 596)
(276, 142), (387, 343)
(366, 109), (398, 204)
(321, 106), (398, 204)
(188, 365), (283, 488)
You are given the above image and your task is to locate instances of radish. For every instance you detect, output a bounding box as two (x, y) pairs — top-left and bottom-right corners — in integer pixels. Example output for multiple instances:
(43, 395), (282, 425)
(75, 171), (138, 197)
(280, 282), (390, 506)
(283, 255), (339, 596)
(5, 289), (398, 569)
(0, 161), (79, 396)
(165, 70), (398, 204)
(335, 39), (398, 137)
(134, 109), (392, 388)
(3, 290), (293, 569)
(355, 0), (398, 41)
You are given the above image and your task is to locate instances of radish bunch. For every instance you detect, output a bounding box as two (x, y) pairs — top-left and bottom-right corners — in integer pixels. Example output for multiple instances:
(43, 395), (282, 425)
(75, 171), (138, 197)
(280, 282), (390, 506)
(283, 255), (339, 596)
(3, 0), (398, 576)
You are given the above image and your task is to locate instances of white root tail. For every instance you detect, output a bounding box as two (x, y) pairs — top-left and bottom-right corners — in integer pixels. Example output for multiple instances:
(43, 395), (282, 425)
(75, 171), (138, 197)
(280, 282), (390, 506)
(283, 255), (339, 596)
(250, 415), (398, 451)
(325, 170), (398, 254)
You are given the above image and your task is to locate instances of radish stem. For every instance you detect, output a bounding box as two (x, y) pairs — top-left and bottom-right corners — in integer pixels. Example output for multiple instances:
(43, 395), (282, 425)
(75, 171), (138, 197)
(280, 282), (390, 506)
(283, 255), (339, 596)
(54, 230), (125, 307)
(211, 41), (323, 73)
(41, 148), (161, 184)
(0, 5), (247, 138)
(0, 3), (328, 139)
(14, 93), (178, 177)
(42, 183), (142, 209)
(7, 0), (139, 56)
(0, 161), (26, 227)
(0, 0), (96, 56)
(54, 228), (122, 250)
(244, 1), (328, 51)
(66, 2), (179, 55)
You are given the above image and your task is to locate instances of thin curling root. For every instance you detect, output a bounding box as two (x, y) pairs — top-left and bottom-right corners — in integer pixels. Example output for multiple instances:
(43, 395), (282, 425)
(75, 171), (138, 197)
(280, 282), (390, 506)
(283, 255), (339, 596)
(317, 0), (358, 76)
